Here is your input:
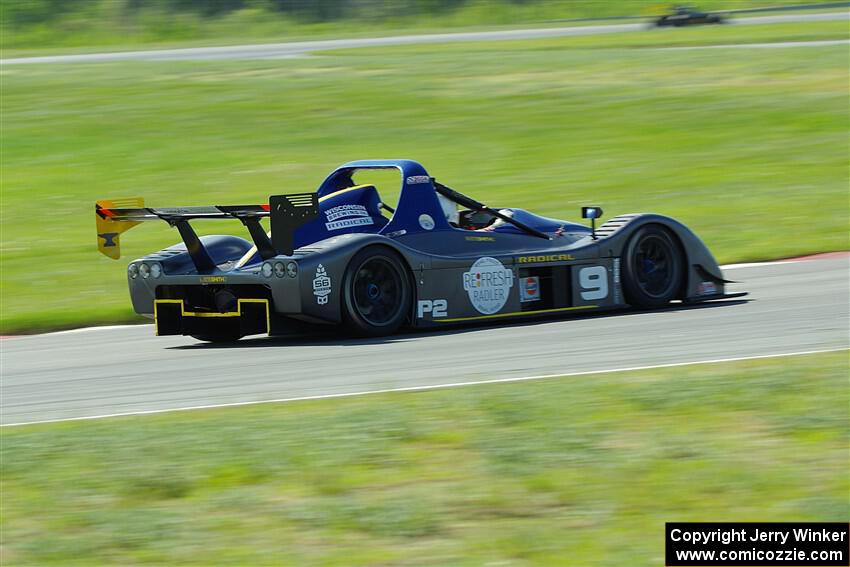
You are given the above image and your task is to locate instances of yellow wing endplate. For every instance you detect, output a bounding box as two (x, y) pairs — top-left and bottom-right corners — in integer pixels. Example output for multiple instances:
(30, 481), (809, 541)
(95, 197), (144, 259)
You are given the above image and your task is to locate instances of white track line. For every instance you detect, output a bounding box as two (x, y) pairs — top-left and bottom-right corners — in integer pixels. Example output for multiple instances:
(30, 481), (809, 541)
(665, 39), (850, 50)
(37, 324), (144, 336)
(722, 260), (803, 269)
(3, 347), (846, 427)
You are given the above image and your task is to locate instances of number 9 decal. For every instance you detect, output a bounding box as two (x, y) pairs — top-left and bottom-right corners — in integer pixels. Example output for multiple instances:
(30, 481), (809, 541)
(579, 266), (608, 300)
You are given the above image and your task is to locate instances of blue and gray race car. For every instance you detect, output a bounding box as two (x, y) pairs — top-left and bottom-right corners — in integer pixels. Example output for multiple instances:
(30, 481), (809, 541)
(95, 159), (743, 341)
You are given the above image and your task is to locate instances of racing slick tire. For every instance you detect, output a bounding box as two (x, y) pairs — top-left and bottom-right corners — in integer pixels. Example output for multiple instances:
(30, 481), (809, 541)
(622, 225), (684, 308)
(342, 246), (412, 337)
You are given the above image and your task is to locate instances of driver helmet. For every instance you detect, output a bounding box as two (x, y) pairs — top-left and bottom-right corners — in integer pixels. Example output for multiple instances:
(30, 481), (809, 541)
(437, 194), (459, 225)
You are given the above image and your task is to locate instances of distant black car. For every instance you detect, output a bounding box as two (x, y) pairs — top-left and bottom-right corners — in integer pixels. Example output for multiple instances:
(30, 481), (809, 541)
(655, 6), (725, 27)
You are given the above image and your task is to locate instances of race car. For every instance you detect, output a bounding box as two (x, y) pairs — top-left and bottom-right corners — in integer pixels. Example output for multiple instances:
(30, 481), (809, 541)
(95, 159), (744, 341)
(654, 6), (725, 26)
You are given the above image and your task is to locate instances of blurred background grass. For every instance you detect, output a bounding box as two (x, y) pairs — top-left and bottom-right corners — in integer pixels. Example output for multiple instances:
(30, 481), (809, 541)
(0, 0), (826, 52)
(1, 17), (847, 333)
(2, 352), (847, 565)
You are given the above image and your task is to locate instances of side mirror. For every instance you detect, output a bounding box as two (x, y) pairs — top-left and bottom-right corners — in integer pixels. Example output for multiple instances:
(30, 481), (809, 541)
(581, 207), (604, 240)
(581, 206), (603, 219)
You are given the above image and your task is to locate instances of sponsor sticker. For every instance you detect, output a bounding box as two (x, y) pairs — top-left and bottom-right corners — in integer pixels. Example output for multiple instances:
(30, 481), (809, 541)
(465, 236), (495, 242)
(313, 264), (332, 305)
(516, 254), (575, 263)
(613, 258), (622, 304)
(325, 204), (369, 222)
(418, 214), (435, 230)
(406, 175), (430, 185)
(520, 276), (540, 302)
(199, 276), (226, 284)
(697, 281), (717, 296)
(99, 232), (118, 247)
(326, 217), (373, 231)
(324, 204), (374, 231)
(462, 257), (514, 314)
(417, 299), (448, 318)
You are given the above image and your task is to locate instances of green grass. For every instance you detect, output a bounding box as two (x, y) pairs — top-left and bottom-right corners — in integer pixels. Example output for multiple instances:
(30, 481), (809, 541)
(2, 352), (847, 565)
(0, 0), (824, 53)
(1, 20), (848, 333)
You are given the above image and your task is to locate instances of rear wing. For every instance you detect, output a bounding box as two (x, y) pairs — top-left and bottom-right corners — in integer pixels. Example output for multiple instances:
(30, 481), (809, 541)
(95, 193), (319, 272)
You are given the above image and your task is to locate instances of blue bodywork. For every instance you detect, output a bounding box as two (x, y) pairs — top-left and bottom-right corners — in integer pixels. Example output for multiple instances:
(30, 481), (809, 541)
(293, 183), (388, 246)
(318, 159), (452, 235)
(317, 159), (587, 237)
(236, 159), (589, 267)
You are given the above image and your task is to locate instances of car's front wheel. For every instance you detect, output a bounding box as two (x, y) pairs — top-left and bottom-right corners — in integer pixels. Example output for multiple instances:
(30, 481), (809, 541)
(621, 225), (684, 308)
(341, 246), (412, 337)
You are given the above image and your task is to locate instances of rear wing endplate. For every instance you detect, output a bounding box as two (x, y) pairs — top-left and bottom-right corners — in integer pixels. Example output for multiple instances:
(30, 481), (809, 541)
(95, 198), (145, 260)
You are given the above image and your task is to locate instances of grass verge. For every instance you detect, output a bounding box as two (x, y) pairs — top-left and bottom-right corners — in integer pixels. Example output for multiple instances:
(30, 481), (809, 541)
(1, 351), (848, 565)
(1, 20), (847, 333)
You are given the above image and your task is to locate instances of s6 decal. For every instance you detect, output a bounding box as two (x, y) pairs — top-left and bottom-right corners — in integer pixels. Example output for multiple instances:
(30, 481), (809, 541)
(313, 264), (332, 305)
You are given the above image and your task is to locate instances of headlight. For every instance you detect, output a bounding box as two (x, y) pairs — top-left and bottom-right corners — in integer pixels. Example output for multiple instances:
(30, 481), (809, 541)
(139, 263), (151, 279)
(274, 262), (286, 278)
(150, 263), (162, 279)
(286, 262), (298, 278)
(261, 262), (273, 278)
(128, 264), (139, 279)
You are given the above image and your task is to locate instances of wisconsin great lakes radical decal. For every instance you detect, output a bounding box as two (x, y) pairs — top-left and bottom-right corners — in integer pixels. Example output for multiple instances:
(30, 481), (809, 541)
(462, 257), (514, 314)
(324, 204), (373, 231)
(313, 264), (332, 305)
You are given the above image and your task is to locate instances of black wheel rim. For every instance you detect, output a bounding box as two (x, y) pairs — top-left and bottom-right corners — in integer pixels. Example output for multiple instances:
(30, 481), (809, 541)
(352, 257), (404, 327)
(633, 235), (675, 298)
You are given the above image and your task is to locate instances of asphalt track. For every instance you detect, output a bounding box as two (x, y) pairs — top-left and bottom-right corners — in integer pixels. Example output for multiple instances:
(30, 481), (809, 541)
(1, 12), (847, 65)
(2, 256), (848, 426)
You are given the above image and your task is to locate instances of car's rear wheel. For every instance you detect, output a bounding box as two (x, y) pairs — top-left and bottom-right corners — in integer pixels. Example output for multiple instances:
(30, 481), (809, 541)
(621, 225), (684, 308)
(342, 246), (412, 337)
